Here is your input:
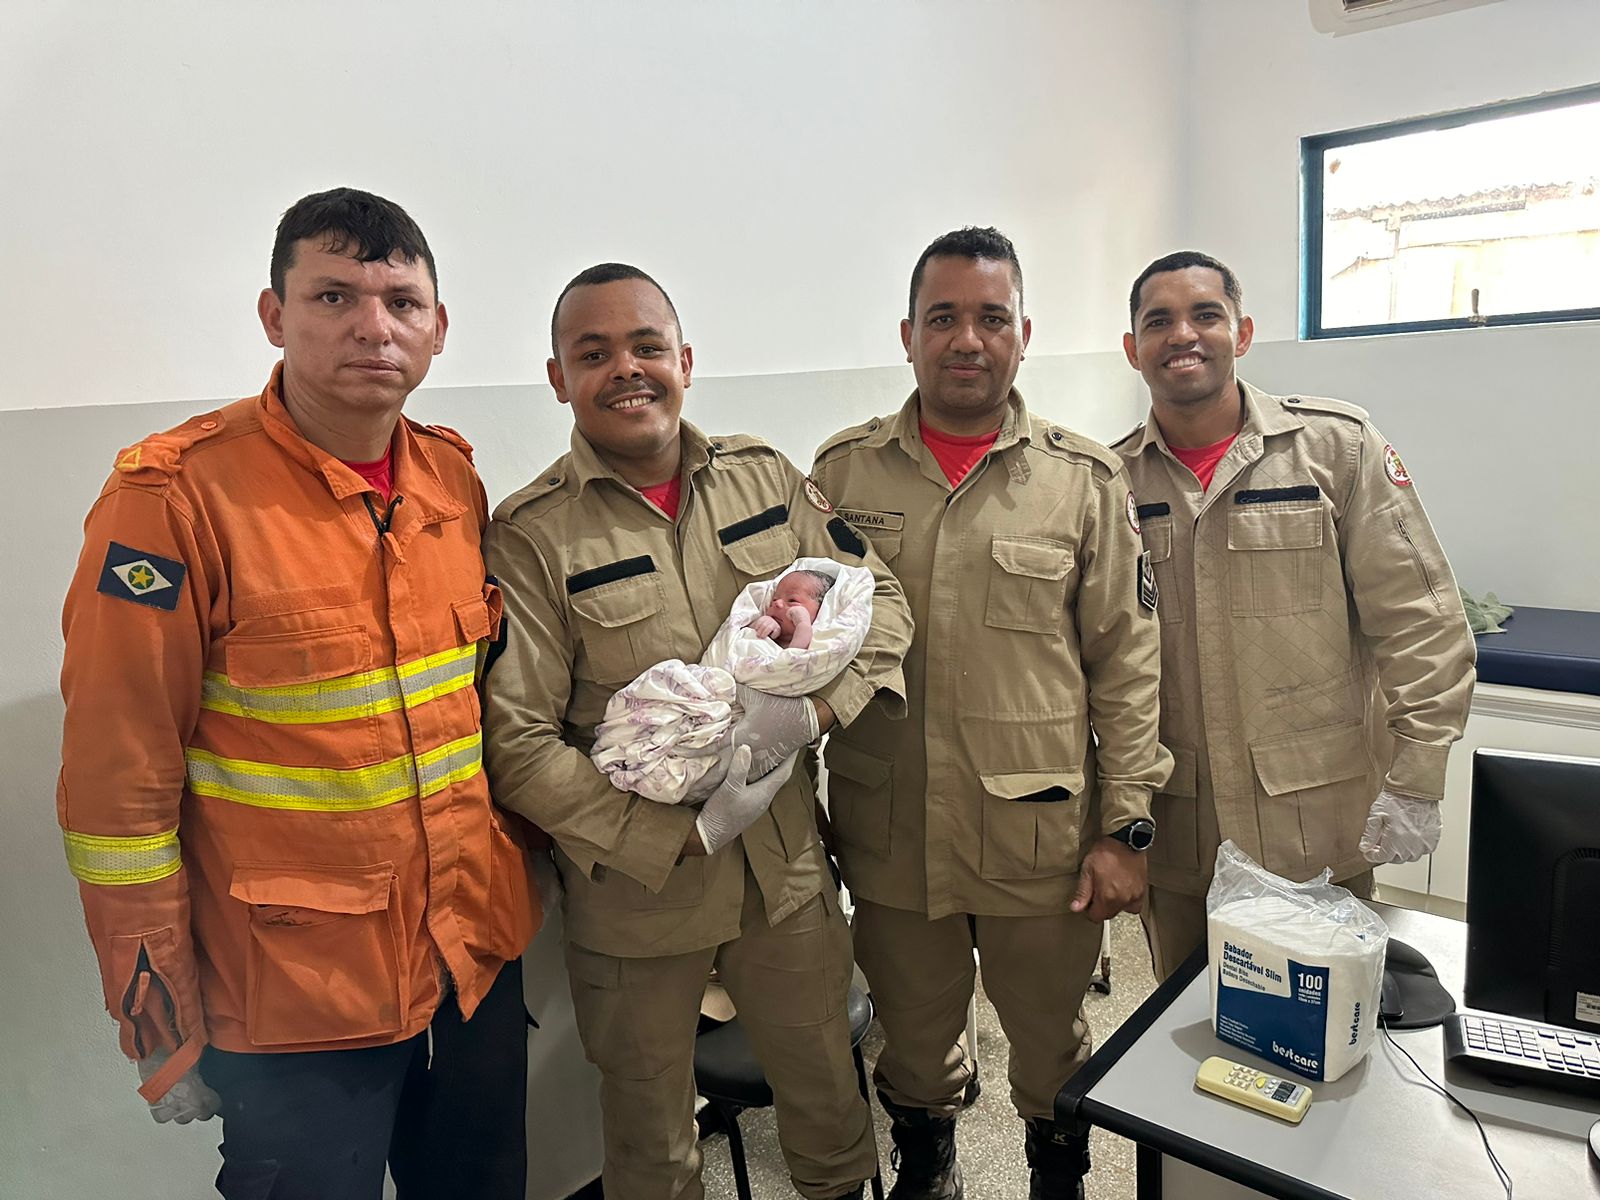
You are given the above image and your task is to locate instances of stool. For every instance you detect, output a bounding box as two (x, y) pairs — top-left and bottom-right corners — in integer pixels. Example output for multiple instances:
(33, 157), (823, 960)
(693, 984), (884, 1200)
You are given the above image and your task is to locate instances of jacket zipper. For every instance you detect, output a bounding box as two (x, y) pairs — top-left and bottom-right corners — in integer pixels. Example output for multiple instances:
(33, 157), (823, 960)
(1396, 516), (1442, 610)
(121, 943), (178, 1058)
(363, 493), (405, 542)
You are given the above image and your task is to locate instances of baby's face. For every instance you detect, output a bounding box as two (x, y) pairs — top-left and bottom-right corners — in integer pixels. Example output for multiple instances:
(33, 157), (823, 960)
(765, 575), (823, 639)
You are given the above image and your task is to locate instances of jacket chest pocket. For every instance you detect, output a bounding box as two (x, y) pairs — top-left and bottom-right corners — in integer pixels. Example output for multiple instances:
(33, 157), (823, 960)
(1141, 518), (1183, 626)
(836, 509), (904, 565)
(720, 524), (800, 579)
(1227, 504), (1325, 616)
(216, 625), (384, 767)
(985, 536), (1074, 634)
(823, 738), (895, 858)
(230, 862), (403, 1047)
(569, 573), (669, 686)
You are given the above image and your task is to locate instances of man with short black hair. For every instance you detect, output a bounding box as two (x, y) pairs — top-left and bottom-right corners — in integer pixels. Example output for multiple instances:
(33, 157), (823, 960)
(484, 263), (912, 1200)
(812, 227), (1171, 1200)
(1115, 250), (1475, 980)
(58, 187), (539, 1198)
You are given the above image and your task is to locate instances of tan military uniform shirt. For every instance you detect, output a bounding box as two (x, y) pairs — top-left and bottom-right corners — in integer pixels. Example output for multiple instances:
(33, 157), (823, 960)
(484, 421), (911, 957)
(811, 392), (1171, 920)
(1113, 382), (1476, 894)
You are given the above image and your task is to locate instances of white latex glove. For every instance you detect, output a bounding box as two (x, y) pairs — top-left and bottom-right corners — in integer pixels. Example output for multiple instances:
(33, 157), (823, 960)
(695, 745), (799, 855)
(1359, 788), (1442, 864)
(730, 685), (819, 764)
(136, 1050), (220, 1124)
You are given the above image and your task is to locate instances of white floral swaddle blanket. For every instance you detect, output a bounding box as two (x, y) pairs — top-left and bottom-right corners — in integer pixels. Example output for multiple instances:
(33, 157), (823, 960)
(591, 557), (874, 803)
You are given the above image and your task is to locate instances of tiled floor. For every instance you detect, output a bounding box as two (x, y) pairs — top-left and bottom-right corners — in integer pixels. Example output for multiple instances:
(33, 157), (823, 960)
(697, 912), (1157, 1200)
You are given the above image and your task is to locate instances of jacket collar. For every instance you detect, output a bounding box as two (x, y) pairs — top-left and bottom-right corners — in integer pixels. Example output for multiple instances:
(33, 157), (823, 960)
(885, 388), (1035, 458)
(566, 419), (715, 495)
(255, 362), (467, 529)
(1128, 378), (1303, 458)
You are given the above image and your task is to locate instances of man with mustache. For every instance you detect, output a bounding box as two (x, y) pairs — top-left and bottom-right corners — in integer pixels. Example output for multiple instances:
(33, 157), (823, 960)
(810, 227), (1171, 1200)
(1115, 250), (1475, 980)
(483, 263), (912, 1200)
(57, 188), (540, 1198)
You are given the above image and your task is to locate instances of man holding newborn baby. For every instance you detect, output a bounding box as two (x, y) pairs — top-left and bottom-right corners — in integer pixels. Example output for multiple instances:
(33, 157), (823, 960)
(482, 262), (912, 1200)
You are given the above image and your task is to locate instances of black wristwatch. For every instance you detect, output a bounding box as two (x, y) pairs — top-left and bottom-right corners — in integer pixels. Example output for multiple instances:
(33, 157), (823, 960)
(1108, 819), (1156, 852)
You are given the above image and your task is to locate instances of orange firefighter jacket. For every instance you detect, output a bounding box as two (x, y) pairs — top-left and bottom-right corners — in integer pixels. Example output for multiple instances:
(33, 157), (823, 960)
(58, 366), (540, 1101)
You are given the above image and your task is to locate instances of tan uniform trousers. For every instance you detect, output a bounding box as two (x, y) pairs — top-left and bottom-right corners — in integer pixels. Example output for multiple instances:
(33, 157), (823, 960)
(1141, 871), (1376, 983)
(564, 866), (874, 1200)
(852, 899), (1103, 1121)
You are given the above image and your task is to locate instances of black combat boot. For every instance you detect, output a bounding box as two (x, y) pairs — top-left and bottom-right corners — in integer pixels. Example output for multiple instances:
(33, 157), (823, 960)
(1023, 1118), (1090, 1200)
(879, 1094), (963, 1199)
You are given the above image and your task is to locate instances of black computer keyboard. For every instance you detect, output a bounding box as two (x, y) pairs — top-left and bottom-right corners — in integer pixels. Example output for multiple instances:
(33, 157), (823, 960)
(1443, 1010), (1600, 1098)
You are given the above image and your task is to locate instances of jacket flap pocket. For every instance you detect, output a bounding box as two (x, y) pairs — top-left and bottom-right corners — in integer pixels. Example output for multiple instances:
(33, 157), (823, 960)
(825, 739), (892, 787)
(979, 768), (1086, 801)
(1228, 506), (1323, 552)
(568, 574), (664, 628)
(229, 862), (394, 914)
(1250, 724), (1368, 796)
(225, 625), (371, 688)
(452, 594), (492, 643)
(1161, 744), (1197, 798)
(721, 525), (800, 577)
(1142, 519), (1173, 564)
(991, 537), (1073, 580)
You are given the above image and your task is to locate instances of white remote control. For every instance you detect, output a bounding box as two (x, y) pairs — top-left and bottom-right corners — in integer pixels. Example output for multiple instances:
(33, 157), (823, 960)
(1194, 1056), (1312, 1123)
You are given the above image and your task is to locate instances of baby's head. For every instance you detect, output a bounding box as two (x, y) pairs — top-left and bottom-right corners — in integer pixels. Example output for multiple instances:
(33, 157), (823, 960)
(765, 569), (834, 638)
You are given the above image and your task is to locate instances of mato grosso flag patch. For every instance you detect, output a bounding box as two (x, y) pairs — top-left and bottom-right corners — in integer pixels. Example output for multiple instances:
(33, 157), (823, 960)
(97, 541), (187, 611)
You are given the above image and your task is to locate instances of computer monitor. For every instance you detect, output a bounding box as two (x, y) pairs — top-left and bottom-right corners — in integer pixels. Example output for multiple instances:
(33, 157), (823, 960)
(1465, 749), (1600, 1034)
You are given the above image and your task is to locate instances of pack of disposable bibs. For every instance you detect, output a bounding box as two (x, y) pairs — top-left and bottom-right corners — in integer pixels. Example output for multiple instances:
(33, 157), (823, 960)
(1206, 841), (1389, 1082)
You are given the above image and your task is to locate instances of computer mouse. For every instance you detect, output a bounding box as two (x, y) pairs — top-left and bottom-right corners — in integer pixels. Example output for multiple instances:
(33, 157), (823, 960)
(1590, 1119), (1600, 1171)
(1380, 972), (1404, 1023)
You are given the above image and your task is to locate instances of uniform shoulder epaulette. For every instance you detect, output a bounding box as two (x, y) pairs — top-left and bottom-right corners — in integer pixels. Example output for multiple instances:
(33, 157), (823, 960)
(706, 432), (777, 460)
(493, 458), (572, 522)
(416, 421), (475, 462)
(813, 415), (888, 462)
(1034, 423), (1122, 474)
(111, 409), (229, 484)
(1280, 394), (1370, 423)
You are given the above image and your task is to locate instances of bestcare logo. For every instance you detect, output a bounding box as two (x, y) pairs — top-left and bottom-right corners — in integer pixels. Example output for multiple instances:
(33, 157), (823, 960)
(1272, 1042), (1320, 1074)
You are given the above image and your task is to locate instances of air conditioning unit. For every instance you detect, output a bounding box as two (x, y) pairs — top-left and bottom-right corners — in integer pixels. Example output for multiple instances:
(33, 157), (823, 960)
(1309, 0), (1506, 36)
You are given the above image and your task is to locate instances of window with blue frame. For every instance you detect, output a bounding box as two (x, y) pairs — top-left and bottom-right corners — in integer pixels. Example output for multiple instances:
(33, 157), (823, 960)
(1302, 85), (1600, 339)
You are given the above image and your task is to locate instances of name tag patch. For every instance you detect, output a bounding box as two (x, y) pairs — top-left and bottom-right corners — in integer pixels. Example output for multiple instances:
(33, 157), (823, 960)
(836, 508), (904, 532)
(97, 542), (187, 611)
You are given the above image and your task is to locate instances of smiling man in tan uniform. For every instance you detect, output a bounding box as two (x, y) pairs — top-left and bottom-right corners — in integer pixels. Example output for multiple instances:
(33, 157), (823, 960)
(483, 263), (912, 1200)
(1114, 250), (1476, 980)
(812, 228), (1171, 1200)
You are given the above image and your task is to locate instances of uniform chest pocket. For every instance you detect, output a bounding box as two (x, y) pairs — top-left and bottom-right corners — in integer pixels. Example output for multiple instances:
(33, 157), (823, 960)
(214, 626), (383, 766)
(569, 572), (669, 685)
(837, 509), (904, 564)
(1140, 516), (1183, 626)
(1227, 503), (1325, 616)
(985, 536), (1074, 634)
(720, 524), (800, 579)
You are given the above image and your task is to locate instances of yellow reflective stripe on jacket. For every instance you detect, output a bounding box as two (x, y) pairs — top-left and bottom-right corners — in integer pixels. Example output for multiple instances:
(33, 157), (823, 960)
(200, 644), (478, 725)
(63, 828), (181, 886)
(184, 733), (482, 812)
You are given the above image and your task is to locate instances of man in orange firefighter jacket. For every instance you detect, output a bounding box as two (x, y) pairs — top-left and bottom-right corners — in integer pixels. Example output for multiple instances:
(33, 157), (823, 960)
(57, 188), (541, 1199)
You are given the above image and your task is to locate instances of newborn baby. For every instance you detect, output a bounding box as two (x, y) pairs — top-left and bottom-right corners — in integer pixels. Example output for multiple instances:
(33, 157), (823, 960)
(591, 557), (874, 804)
(745, 568), (836, 650)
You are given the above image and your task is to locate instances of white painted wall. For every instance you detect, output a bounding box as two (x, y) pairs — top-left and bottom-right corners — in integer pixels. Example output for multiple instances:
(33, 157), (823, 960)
(0, 2), (1181, 1197)
(0, 0), (1184, 410)
(1178, 0), (1600, 611)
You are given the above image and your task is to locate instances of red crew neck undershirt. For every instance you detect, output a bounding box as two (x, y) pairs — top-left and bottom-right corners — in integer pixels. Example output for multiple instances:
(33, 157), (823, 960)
(341, 447), (395, 501)
(1169, 432), (1238, 490)
(640, 475), (682, 520)
(919, 419), (1000, 488)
